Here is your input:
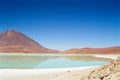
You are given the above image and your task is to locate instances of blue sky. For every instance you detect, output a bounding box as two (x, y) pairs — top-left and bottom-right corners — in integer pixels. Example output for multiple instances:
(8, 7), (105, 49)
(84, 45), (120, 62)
(0, 0), (120, 50)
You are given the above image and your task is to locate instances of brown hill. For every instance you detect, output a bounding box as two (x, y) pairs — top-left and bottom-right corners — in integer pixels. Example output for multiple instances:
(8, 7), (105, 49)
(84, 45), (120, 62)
(60, 46), (120, 54)
(82, 56), (120, 80)
(0, 30), (58, 53)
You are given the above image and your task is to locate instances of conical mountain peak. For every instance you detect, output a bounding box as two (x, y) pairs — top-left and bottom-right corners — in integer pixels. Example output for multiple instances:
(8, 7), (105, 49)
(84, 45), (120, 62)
(0, 30), (58, 53)
(7, 29), (18, 32)
(3, 29), (18, 33)
(1, 29), (20, 37)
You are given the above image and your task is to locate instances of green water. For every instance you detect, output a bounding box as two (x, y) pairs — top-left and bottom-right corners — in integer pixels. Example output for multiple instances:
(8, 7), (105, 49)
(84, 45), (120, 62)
(0, 53), (111, 69)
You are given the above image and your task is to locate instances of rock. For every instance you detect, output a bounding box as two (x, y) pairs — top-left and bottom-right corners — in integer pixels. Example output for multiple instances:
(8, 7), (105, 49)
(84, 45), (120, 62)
(83, 56), (120, 80)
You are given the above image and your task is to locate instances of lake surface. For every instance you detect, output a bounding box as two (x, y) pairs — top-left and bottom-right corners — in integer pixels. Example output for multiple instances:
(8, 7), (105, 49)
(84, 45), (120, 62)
(0, 54), (111, 69)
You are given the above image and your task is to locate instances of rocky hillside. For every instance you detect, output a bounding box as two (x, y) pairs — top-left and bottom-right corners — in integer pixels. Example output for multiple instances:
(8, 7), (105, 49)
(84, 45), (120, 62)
(82, 56), (120, 80)
(0, 30), (58, 53)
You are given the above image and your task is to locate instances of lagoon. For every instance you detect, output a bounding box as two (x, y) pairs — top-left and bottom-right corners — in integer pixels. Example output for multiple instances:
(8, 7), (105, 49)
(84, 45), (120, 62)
(0, 53), (111, 69)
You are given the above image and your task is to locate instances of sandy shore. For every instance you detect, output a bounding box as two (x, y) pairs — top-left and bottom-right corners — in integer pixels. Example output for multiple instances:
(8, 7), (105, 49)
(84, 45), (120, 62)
(0, 66), (98, 80)
(92, 54), (119, 59)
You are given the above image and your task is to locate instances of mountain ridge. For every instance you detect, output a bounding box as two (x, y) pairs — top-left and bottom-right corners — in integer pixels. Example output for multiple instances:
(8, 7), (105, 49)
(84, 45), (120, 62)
(60, 46), (120, 54)
(0, 30), (120, 54)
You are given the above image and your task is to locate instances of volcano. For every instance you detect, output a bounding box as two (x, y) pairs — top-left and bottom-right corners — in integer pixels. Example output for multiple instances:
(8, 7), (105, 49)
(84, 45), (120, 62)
(0, 30), (58, 53)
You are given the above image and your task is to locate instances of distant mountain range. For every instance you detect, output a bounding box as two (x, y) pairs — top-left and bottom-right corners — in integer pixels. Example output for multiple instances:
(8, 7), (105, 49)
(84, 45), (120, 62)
(60, 46), (120, 54)
(0, 30), (120, 54)
(0, 30), (58, 53)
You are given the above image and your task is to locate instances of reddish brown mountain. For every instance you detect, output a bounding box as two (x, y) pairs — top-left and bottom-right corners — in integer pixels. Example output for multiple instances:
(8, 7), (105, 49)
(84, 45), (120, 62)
(0, 30), (58, 53)
(60, 46), (120, 54)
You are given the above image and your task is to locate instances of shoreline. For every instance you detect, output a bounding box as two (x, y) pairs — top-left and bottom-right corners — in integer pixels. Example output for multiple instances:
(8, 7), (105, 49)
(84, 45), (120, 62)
(0, 53), (119, 59)
(92, 54), (119, 59)
(0, 66), (98, 80)
(0, 66), (98, 72)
